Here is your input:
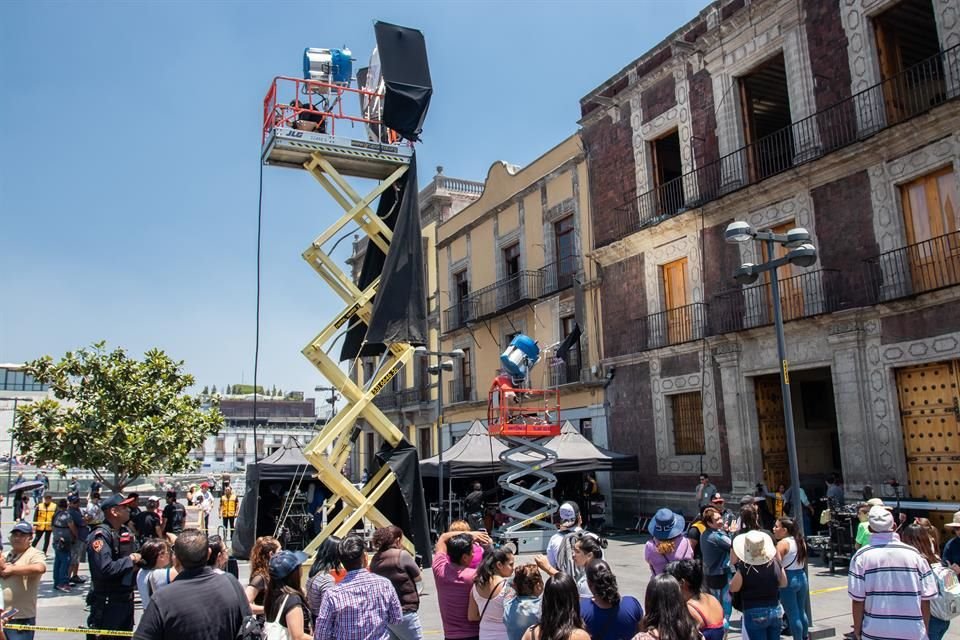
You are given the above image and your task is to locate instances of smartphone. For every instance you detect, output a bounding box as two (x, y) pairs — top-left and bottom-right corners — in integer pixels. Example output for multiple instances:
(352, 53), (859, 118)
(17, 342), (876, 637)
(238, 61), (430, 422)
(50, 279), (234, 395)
(2, 608), (19, 621)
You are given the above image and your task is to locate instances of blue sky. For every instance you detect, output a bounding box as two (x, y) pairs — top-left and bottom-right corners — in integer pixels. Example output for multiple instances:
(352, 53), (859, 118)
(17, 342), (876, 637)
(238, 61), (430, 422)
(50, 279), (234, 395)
(1, 0), (704, 402)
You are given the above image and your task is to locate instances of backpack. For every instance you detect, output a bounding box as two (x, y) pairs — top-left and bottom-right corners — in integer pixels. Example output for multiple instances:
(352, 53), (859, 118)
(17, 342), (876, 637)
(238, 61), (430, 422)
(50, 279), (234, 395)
(263, 594), (291, 640)
(235, 614), (263, 640)
(51, 511), (74, 550)
(931, 562), (960, 621)
(555, 530), (585, 584)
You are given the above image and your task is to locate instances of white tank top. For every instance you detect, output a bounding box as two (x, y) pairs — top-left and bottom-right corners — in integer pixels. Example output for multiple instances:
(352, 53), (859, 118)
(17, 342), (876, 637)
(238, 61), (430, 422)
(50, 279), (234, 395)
(782, 537), (804, 569)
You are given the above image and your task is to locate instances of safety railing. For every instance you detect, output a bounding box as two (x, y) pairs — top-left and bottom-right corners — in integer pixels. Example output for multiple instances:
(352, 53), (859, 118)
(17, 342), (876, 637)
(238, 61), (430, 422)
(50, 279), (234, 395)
(864, 231), (960, 303)
(602, 44), (960, 247)
(443, 300), (475, 332)
(636, 302), (710, 351)
(548, 360), (582, 386)
(712, 269), (842, 334)
(540, 259), (579, 296)
(261, 75), (409, 144)
(447, 379), (473, 404)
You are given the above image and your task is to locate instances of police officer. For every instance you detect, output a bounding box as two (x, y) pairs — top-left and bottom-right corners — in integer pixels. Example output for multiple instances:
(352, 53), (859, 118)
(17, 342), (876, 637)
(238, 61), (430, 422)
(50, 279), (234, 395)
(86, 494), (140, 640)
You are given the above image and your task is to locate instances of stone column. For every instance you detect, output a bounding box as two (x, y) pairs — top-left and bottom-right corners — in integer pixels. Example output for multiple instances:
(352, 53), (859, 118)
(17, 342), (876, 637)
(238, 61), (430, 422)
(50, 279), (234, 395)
(934, 0), (960, 98)
(826, 323), (875, 491)
(714, 344), (762, 494)
(783, 25), (822, 162)
(712, 71), (747, 190)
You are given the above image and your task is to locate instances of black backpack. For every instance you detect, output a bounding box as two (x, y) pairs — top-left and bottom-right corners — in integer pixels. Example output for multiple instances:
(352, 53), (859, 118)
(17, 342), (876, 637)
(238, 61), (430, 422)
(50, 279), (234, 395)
(51, 511), (74, 550)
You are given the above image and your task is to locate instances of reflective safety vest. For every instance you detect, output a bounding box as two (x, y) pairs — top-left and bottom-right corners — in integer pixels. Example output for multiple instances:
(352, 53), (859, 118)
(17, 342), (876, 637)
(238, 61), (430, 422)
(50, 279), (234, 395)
(34, 502), (57, 531)
(220, 494), (238, 518)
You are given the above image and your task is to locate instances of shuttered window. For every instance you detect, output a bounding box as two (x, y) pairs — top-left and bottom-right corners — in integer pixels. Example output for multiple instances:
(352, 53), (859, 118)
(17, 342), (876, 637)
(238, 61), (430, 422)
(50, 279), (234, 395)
(671, 392), (705, 455)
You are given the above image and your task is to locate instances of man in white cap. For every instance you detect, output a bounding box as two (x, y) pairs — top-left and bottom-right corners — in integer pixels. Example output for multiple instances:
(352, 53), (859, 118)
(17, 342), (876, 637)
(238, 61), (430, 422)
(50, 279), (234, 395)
(943, 510), (960, 576)
(848, 505), (938, 640)
(546, 502), (584, 578)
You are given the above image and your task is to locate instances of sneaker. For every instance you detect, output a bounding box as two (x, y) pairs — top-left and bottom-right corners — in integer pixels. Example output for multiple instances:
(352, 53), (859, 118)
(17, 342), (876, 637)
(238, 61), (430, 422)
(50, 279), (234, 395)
(54, 584), (72, 592)
(68, 575), (87, 584)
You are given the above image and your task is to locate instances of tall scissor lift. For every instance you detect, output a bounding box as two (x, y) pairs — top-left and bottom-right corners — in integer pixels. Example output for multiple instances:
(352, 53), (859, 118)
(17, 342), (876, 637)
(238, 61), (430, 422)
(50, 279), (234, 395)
(488, 335), (563, 552)
(260, 42), (421, 556)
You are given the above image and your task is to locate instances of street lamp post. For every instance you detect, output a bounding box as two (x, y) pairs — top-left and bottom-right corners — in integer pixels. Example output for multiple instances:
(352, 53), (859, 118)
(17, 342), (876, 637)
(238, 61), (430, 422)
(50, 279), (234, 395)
(725, 222), (817, 530)
(415, 347), (465, 530)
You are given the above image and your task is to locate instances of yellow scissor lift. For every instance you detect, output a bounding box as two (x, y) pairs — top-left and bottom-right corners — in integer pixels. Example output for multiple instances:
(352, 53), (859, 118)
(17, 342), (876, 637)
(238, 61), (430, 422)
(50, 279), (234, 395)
(261, 75), (420, 556)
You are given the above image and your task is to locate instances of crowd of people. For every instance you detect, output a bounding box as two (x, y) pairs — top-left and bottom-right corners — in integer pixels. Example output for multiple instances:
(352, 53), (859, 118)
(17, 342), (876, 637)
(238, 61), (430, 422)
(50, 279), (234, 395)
(1, 475), (960, 640)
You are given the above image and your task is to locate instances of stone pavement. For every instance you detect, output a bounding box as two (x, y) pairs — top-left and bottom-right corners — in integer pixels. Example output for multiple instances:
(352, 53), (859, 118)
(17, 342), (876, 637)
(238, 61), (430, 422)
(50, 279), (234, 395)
(28, 534), (960, 639)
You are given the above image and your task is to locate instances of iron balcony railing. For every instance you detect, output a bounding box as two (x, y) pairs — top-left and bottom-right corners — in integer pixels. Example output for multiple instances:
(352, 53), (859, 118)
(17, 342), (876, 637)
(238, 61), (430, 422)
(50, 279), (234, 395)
(372, 393), (399, 411)
(864, 231), (960, 303)
(541, 258), (579, 296)
(711, 269), (842, 334)
(548, 360), (582, 385)
(443, 271), (544, 331)
(636, 302), (710, 351)
(602, 44), (960, 247)
(447, 379), (472, 404)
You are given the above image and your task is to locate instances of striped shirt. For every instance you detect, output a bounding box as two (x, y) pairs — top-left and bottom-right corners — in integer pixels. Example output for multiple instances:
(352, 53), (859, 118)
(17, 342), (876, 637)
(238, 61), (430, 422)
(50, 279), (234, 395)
(848, 532), (938, 640)
(314, 569), (402, 640)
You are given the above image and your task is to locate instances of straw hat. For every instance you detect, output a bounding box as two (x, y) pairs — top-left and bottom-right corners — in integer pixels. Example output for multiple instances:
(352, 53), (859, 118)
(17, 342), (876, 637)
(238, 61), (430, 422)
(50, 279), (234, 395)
(944, 510), (960, 530)
(733, 530), (777, 565)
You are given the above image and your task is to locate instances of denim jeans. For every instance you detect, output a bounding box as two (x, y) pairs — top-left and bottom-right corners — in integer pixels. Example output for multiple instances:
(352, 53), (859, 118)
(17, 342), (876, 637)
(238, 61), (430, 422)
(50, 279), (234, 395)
(779, 568), (809, 640)
(53, 546), (71, 587)
(929, 616), (950, 640)
(387, 611), (424, 640)
(6, 616), (36, 640)
(706, 571), (733, 629)
(742, 606), (782, 640)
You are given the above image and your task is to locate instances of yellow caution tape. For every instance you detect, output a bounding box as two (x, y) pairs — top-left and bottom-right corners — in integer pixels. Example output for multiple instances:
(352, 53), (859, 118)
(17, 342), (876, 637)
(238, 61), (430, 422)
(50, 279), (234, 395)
(5, 623), (134, 636)
(810, 585), (847, 596)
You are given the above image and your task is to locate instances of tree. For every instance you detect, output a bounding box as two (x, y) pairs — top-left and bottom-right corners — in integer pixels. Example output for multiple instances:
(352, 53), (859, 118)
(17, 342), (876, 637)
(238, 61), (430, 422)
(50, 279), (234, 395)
(212, 384), (218, 395)
(202, 385), (209, 395)
(14, 342), (224, 492)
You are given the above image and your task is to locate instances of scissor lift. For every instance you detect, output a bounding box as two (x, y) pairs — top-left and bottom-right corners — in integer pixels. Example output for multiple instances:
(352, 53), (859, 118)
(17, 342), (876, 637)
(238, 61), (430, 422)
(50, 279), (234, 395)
(261, 75), (417, 556)
(488, 381), (562, 552)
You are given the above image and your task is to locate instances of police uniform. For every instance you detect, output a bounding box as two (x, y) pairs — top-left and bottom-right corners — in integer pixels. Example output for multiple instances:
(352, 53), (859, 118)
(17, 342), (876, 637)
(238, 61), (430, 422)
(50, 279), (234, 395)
(86, 495), (138, 640)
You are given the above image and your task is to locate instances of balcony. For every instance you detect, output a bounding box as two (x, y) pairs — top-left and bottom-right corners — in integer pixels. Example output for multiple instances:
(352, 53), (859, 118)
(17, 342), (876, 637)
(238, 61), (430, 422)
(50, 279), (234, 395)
(602, 44), (960, 247)
(636, 302), (710, 351)
(712, 269), (842, 334)
(541, 259), (579, 296)
(548, 361), (582, 385)
(865, 231), (960, 303)
(443, 271), (544, 332)
(447, 379), (473, 404)
(373, 393), (400, 411)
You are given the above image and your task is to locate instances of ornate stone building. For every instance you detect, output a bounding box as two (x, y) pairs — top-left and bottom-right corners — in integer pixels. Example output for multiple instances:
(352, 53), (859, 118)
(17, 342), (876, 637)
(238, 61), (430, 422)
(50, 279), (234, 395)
(581, 0), (960, 521)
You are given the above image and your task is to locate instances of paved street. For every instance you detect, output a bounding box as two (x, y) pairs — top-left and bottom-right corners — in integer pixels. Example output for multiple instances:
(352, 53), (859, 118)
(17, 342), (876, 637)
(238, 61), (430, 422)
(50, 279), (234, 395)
(29, 532), (960, 639)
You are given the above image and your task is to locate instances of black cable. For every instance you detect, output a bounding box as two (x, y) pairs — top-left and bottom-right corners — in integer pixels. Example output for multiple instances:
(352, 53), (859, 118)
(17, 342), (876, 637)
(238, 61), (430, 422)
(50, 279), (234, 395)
(253, 159), (264, 465)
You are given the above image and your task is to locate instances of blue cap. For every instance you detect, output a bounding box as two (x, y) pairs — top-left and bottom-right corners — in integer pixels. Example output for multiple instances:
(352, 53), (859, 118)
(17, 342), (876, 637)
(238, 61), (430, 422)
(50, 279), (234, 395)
(10, 521), (33, 535)
(101, 494), (136, 510)
(269, 550), (308, 580)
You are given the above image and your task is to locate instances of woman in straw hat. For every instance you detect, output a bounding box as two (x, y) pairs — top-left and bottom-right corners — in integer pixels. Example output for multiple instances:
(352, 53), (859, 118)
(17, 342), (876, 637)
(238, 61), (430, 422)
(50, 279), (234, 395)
(943, 510), (960, 575)
(730, 530), (787, 640)
(644, 508), (693, 577)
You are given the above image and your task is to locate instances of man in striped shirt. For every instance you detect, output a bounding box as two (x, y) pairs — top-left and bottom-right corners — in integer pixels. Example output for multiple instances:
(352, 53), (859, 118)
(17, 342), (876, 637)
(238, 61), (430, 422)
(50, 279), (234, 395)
(848, 506), (938, 640)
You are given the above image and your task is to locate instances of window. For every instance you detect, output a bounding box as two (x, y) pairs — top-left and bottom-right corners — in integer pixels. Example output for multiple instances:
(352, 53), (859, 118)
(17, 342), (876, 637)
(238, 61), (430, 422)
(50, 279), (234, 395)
(661, 258), (691, 344)
(459, 347), (472, 402)
(503, 243), (521, 276)
(454, 270), (470, 325)
(739, 53), (793, 180)
(560, 316), (581, 384)
(503, 243), (522, 305)
(651, 129), (685, 215)
(215, 436), (226, 462)
(579, 418), (593, 442)
(874, 0), (943, 122)
(363, 360), (375, 386)
(418, 427), (432, 459)
(899, 167), (960, 292)
(671, 392), (705, 455)
(554, 216), (577, 290)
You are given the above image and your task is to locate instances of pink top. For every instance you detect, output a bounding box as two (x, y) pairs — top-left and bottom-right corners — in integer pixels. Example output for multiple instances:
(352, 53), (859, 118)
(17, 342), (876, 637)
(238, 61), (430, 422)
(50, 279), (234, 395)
(644, 536), (694, 576)
(432, 552), (480, 639)
(469, 543), (484, 569)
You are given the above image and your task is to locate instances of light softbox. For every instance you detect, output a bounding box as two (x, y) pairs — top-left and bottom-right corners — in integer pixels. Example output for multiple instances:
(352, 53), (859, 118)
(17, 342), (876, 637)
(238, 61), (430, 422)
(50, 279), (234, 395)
(374, 21), (432, 142)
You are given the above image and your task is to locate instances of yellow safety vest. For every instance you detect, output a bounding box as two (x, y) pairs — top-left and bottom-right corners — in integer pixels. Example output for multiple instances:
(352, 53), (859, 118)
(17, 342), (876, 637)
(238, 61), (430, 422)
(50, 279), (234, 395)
(34, 502), (56, 531)
(220, 495), (238, 518)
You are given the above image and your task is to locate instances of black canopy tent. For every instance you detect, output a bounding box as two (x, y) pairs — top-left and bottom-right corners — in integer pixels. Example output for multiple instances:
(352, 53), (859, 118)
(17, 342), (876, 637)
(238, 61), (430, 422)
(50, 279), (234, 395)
(232, 446), (317, 559)
(419, 421), (638, 478)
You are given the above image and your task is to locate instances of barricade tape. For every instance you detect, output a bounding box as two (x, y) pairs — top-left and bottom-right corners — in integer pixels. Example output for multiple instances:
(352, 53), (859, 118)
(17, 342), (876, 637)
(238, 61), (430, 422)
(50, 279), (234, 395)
(4, 623), (134, 636)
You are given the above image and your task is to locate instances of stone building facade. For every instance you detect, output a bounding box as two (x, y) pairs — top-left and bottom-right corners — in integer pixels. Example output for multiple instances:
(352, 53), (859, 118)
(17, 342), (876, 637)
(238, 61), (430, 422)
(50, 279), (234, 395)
(581, 0), (960, 521)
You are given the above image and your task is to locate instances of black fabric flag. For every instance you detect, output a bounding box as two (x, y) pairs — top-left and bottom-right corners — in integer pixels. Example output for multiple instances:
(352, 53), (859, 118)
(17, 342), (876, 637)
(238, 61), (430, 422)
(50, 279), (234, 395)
(374, 22), (432, 142)
(555, 323), (582, 363)
(362, 156), (428, 354)
(375, 438), (433, 564)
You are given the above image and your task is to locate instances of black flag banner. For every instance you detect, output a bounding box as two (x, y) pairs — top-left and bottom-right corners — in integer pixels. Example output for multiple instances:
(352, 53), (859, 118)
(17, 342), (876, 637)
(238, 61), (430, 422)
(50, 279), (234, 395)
(555, 322), (582, 363)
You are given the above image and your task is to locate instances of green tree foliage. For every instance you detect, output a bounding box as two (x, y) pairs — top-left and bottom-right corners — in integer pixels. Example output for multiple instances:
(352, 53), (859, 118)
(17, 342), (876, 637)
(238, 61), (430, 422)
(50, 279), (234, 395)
(14, 342), (224, 492)
(211, 384), (218, 394)
(202, 385), (210, 395)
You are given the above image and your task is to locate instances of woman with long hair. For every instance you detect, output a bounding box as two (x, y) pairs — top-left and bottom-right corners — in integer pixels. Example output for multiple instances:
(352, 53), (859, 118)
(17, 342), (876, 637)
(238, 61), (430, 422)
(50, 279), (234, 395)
(580, 560), (643, 640)
(245, 535), (281, 616)
(306, 535), (342, 614)
(370, 526), (424, 640)
(634, 574), (702, 640)
(521, 573), (589, 640)
(644, 509), (693, 577)
(537, 532), (606, 599)
(504, 564), (544, 640)
(264, 550), (312, 640)
(773, 517), (809, 640)
(664, 559), (724, 640)
(135, 539), (175, 609)
(468, 546), (515, 640)
(901, 523), (951, 640)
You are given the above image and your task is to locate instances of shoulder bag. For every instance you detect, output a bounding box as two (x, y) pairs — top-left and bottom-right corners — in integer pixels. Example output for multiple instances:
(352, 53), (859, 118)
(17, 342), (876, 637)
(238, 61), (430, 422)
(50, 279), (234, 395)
(263, 594), (291, 640)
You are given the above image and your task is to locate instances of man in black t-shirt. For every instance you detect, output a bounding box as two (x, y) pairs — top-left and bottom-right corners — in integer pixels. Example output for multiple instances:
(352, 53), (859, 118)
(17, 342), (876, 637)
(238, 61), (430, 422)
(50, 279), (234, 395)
(462, 482), (497, 531)
(136, 498), (163, 542)
(162, 491), (186, 539)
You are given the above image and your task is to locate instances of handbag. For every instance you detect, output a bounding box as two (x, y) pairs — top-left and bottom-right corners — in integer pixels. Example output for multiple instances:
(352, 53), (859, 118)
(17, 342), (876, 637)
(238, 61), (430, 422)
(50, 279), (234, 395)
(263, 594), (291, 640)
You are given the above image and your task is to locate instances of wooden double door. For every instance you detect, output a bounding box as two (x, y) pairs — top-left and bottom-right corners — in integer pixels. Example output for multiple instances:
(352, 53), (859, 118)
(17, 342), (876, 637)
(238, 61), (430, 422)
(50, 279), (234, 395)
(755, 376), (789, 492)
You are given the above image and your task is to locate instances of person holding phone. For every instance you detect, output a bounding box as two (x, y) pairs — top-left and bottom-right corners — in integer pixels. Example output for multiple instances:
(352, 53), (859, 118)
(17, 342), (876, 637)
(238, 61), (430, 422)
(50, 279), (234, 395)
(0, 523), (46, 640)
